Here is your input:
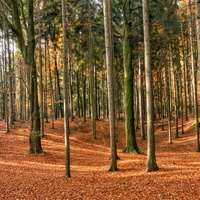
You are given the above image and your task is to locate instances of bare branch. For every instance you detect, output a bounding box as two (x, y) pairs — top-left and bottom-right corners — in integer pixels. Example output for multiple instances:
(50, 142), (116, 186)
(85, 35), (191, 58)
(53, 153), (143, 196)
(0, 0), (11, 11)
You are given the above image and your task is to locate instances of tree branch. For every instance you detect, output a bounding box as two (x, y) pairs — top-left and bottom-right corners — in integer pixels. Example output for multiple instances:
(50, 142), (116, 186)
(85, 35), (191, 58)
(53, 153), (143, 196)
(112, 21), (123, 36)
(20, 0), (28, 33)
(0, 7), (20, 35)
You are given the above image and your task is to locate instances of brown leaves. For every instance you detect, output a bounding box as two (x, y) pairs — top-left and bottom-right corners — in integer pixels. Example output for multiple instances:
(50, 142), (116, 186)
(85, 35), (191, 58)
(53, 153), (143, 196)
(0, 118), (200, 199)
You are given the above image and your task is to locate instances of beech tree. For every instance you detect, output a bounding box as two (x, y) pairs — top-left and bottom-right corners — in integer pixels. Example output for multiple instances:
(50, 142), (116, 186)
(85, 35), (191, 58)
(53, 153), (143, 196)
(62, 0), (71, 177)
(122, 0), (139, 153)
(189, 0), (200, 152)
(103, 0), (118, 171)
(0, 0), (43, 153)
(112, 0), (140, 153)
(142, 0), (159, 172)
(195, 0), (200, 152)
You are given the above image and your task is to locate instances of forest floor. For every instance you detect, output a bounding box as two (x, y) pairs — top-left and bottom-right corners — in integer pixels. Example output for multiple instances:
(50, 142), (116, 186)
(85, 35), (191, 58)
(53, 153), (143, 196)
(0, 117), (200, 200)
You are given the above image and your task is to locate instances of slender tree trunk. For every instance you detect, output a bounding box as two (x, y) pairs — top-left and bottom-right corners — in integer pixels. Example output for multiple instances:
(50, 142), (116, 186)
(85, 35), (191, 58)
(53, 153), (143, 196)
(165, 62), (172, 144)
(62, 0), (71, 177)
(38, 25), (44, 137)
(47, 40), (55, 129)
(6, 29), (14, 125)
(171, 51), (179, 139)
(82, 69), (87, 122)
(91, 65), (97, 139)
(195, 0), (200, 151)
(3, 31), (9, 132)
(138, 57), (146, 140)
(75, 71), (80, 118)
(180, 23), (189, 122)
(54, 66), (64, 118)
(68, 44), (74, 121)
(179, 72), (184, 134)
(103, 0), (118, 171)
(53, 50), (58, 120)
(159, 69), (164, 130)
(44, 39), (49, 123)
(142, 0), (159, 172)
(188, 0), (200, 152)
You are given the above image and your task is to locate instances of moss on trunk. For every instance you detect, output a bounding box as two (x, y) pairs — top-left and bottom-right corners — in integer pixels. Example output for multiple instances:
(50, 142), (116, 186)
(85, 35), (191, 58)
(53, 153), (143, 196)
(123, 0), (139, 153)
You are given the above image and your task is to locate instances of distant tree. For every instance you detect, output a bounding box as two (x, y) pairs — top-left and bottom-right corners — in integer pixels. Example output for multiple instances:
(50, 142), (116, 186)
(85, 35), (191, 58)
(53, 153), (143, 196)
(138, 57), (146, 140)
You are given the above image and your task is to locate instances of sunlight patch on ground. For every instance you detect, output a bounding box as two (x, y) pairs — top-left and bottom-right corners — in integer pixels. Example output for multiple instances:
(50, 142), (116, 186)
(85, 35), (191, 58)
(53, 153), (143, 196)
(71, 165), (107, 172)
(70, 145), (110, 155)
(172, 137), (195, 144)
(0, 160), (65, 170)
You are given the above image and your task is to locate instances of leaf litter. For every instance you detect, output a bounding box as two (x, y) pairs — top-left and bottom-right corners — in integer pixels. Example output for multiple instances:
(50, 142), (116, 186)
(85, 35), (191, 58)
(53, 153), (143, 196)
(0, 117), (200, 199)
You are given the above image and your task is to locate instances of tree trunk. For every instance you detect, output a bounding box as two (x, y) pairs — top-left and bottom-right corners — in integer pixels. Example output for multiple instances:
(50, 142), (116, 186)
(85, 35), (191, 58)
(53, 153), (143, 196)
(44, 39), (49, 123)
(142, 0), (159, 172)
(6, 29), (15, 125)
(27, 0), (43, 154)
(165, 61), (172, 144)
(188, 0), (200, 152)
(123, 0), (139, 153)
(68, 44), (74, 121)
(38, 25), (44, 137)
(103, 0), (118, 171)
(138, 57), (146, 140)
(195, 0), (200, 151)
(3, 32), (9, 132)
(47, 40), (55, 129)
(91, 65), (97, 139)
(62, 0), (71, 177)
(2, 0), (43, 153)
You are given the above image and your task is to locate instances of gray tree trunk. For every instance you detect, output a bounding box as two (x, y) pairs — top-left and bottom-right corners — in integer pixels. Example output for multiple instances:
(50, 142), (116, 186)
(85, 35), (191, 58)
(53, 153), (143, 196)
(62, 0), (71, 177)
(103, 0), (118, 171)
(189, 0), (200, 152)
(142, 0), (159, 172)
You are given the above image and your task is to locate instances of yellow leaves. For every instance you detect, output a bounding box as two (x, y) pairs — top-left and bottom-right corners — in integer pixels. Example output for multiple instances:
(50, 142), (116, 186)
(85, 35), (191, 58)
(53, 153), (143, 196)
(151, 21), (165, 35)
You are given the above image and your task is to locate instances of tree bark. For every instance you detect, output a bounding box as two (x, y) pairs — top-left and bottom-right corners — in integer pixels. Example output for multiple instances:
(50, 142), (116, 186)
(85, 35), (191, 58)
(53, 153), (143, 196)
(62, 0), (71, 177)
(142, 0), (159, 172)
(123, 0), (139, 153)
(138, 57), (146, 140)
(103, 0), (118, 171)
(188, 0), (200, 152)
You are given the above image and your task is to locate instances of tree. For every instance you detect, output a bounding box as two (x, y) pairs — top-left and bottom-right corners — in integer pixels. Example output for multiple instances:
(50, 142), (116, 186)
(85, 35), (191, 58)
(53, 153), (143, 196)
(103, 0), (118, 171)
(121, 0), (140, 153)
(0, 0), (43, 153)
(196, 0), (200, 73)
(142, 0), (159, 172)
(188, 0), (200, 152)
(195, 0), (200, 152)
(62, 0), (71, 177)
(138, 57), (146, 140)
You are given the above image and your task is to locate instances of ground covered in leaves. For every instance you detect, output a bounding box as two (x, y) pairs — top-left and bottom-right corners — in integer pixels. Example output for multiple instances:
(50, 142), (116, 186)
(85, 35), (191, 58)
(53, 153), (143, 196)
(0, 117), (200, 200)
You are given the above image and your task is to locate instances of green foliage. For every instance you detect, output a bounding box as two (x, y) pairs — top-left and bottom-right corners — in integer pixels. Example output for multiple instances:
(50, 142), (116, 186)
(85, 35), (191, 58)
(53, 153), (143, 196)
(40, 0), (62, 46)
